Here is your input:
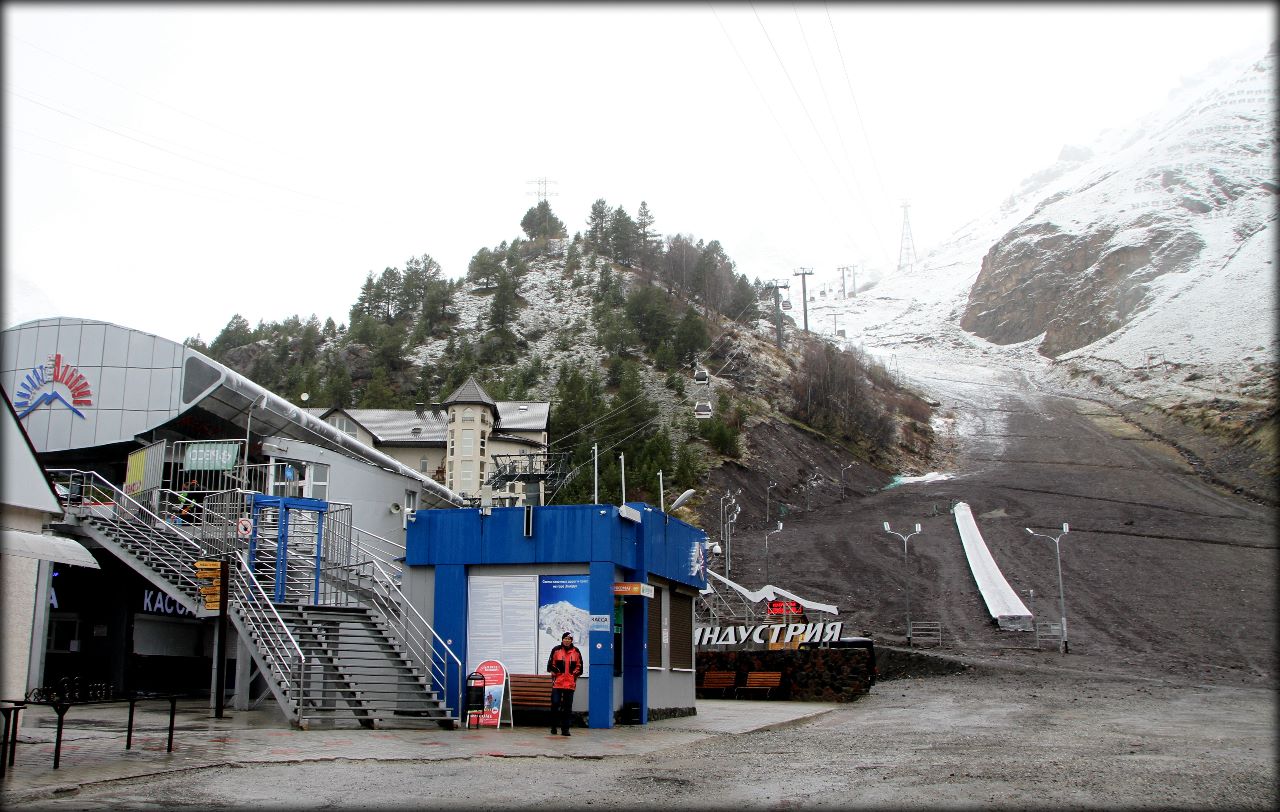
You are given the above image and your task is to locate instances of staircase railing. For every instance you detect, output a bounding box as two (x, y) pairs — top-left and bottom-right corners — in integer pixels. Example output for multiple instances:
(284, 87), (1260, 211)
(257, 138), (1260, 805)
(47, 469), (208, 597)
(316, 554), (463, 719)
(227, 549), (306, 720)
(45, 468), (461, 725)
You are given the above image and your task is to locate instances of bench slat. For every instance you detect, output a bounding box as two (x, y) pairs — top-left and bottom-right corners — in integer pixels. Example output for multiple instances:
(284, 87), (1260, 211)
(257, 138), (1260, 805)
(735, 671), (782, 699)
(508, 674), (554, 708)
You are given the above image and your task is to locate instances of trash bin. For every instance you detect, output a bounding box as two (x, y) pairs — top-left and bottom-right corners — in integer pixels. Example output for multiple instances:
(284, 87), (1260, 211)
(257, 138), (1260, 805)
(465, 672), (486, 729)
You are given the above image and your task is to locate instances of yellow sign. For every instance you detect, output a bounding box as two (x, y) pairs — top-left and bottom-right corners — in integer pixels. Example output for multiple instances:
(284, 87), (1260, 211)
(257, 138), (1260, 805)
(199, 585), (222, 595)
(124, 447), (147, 496)
(195, 560), (221, 570)
(203, 600), (221, 610)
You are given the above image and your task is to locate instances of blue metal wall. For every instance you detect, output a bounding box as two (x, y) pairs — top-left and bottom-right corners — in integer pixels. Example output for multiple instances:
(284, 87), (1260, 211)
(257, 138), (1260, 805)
(406, 502), (707, 728)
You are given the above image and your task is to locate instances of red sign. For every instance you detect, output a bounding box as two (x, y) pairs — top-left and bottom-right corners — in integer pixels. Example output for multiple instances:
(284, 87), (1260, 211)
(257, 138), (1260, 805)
(475, 659), (508, 728)
(767, 600), (803, 615)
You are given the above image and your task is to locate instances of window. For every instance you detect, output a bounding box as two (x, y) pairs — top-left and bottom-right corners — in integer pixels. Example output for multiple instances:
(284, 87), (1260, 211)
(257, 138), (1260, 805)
(459, 462), (474, 492)
(669, 591), (694, 669)
(327, 413), (357, 438)
(309, 463), (329, 501)
(648, 586), (664, 667)
(462, 407), (475, 423)
(420, 456), (432, 473)
(403, 490), (418, 528)
(461, 429), (475, 456)
(47, 613), (81, 653)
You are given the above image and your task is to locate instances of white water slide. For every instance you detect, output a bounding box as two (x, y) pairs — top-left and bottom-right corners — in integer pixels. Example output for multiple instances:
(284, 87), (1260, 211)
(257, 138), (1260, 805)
(952, 502), (1033, 631)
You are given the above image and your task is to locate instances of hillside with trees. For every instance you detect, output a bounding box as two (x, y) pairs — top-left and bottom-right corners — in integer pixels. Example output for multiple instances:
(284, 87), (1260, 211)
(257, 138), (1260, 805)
(188, 199), (934, 508)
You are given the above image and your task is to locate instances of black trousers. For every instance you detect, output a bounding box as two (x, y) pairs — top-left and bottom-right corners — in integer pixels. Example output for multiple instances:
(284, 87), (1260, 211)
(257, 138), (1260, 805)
(550, 687), (575, 731)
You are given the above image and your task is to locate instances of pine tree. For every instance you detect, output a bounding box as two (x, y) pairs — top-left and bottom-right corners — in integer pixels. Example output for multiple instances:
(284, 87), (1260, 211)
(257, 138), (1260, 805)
(609, 206), (638, 266)
(520, 200), (567, 240)
(585, 199), (610, 252)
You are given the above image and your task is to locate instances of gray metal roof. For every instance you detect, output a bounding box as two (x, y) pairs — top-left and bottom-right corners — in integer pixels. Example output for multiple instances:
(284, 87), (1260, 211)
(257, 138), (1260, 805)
(441, 376), (497, 408)
(337, 408), (448, 444)
(495, 402), (549, 432)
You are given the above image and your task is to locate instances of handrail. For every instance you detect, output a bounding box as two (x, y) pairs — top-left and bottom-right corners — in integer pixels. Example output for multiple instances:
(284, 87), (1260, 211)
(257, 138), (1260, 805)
(47, 468), (209, 596)
(228, 550), (305, 717)
(364, 556), (464, 719)
(313, 551), (463, 719)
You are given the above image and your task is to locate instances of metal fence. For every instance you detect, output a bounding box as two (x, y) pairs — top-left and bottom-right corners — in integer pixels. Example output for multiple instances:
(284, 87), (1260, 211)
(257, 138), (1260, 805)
(909, 621), (943, 647)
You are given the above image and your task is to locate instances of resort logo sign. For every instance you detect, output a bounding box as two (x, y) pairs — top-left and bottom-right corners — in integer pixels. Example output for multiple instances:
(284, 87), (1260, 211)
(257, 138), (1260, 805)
(13, 353), (94, 419)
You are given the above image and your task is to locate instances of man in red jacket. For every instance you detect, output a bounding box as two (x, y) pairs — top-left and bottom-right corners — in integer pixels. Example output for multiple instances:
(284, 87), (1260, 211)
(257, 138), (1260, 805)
(546, 631), (584, 736)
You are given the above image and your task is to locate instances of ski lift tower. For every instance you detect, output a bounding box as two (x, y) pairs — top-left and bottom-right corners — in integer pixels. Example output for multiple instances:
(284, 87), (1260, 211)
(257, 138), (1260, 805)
(897, 202), (917, 275)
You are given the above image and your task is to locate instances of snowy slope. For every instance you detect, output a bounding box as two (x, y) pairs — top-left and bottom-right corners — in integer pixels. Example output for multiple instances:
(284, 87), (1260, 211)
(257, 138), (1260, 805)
(804, 43), (1276, 413)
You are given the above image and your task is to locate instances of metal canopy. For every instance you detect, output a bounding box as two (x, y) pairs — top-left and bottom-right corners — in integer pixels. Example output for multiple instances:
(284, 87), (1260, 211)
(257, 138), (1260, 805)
(1, 528), (100, 568)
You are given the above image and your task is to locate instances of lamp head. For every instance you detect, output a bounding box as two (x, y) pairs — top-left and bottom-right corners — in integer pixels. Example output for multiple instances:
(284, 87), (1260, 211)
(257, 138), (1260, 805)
(883, 521), (890, 532)
(914, 523), (921, 533)
(670, 489), (696, 510)
(1025, 528), (1034, 535)
(1062, 523), (1069, 534)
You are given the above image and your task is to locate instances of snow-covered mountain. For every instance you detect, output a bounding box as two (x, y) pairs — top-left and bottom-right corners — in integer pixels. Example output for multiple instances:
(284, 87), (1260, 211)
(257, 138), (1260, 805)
(808, 43), (1276, 426)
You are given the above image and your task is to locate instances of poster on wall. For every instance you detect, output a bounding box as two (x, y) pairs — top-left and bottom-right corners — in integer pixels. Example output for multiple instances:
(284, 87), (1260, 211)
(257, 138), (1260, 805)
(467, 575), (537, 674)
(475, 659), (510, 728)
(538, 575), (590, 678)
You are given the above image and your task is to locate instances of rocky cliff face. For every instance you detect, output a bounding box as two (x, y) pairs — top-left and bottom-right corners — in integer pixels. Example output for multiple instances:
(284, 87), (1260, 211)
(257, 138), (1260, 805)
(960, 45), (1276, 359)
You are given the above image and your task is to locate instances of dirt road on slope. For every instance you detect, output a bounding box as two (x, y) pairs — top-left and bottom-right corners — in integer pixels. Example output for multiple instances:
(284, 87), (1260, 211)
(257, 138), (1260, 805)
(720, 357), (1277, 689)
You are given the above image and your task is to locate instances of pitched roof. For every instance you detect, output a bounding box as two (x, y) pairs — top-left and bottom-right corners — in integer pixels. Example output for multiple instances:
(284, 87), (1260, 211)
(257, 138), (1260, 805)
(333, 408), (448, 444)
(441, 376), (497, 409)
(495, 402), (549, 432)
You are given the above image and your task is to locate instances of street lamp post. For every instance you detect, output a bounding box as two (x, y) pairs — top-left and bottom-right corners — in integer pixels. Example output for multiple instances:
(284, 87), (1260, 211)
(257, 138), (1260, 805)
(725, 504), (740, 579)
(840, 463), (853, 484)
(1026, 524), (1070, 653)
(766, 481), (777, 526)
(882, 521), (922, 646)
(764, 521), (783, 584)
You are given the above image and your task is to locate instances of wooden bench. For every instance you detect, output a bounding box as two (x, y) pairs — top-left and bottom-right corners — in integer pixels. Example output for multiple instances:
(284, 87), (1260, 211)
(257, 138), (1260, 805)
(735, 671), (782, 699)
(508, 674), (554, 711)
(697, 670), (737, 698)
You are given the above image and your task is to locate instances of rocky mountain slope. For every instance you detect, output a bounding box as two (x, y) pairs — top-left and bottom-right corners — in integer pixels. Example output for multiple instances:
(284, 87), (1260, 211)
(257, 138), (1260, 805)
(806, 42), (1277, 504)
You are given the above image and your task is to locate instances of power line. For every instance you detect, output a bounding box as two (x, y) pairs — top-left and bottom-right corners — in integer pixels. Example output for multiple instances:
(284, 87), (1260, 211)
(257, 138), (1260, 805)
(708, 3), (860, 259)
(13, 35), (273, 152)
(824, 1), (894, 268)
(750, 4), (856, 205)
(7, 85), (349, 210)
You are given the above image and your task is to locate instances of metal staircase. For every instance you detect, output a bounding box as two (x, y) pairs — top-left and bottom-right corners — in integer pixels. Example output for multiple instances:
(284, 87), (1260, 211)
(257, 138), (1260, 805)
(47, 469), (464, 730)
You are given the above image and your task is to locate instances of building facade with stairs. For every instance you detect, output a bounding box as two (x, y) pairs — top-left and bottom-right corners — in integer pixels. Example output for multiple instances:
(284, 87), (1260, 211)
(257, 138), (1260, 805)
(1, 317), (470, 728)
(2, 317), (707, 731)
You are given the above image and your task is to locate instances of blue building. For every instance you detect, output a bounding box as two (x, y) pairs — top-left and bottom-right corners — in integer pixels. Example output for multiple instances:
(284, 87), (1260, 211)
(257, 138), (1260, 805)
(405, 501), (710, 727)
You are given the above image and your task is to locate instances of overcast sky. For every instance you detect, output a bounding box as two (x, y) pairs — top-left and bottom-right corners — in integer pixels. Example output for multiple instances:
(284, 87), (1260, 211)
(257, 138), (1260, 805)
(4, 3), (1273, 344)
